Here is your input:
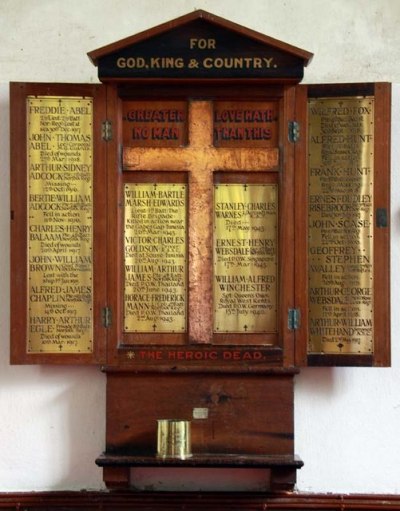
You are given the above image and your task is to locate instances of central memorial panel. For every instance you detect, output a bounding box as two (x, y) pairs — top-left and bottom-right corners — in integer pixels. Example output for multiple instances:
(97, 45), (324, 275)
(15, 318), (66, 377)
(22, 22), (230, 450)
(121, 99), (280, 348)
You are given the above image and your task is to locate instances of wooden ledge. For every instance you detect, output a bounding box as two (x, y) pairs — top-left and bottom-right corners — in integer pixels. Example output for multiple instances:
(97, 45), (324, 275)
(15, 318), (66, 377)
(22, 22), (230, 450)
(96, 452), (303, 468)
(97, 453), (303, 491)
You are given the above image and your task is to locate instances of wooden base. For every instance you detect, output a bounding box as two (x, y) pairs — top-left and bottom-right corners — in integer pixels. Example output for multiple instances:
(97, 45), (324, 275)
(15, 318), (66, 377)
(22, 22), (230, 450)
(103, 370), (298, 490)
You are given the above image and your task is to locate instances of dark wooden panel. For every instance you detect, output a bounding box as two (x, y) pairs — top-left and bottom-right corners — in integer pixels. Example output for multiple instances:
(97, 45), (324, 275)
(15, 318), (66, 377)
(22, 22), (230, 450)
(308, 354), (374, 367)
(105, 372), (294, 456)
(88, 11), (312, 81)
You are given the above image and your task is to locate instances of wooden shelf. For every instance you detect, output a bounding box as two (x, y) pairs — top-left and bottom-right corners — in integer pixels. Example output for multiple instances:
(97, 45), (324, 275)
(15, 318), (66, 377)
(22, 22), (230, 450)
(96, 453), (303, 491)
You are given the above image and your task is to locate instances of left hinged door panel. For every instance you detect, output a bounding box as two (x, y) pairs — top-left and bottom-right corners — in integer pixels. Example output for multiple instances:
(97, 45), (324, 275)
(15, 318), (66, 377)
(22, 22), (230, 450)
(10, 82), (108, 364)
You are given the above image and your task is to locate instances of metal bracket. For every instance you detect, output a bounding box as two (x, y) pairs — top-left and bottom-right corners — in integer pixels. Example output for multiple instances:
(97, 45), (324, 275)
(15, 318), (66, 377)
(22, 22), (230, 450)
(288, 308), (300, 330)
(288, 121), (300, 143)
(102, 120), (112, 141)
(102, 307), (112, 328)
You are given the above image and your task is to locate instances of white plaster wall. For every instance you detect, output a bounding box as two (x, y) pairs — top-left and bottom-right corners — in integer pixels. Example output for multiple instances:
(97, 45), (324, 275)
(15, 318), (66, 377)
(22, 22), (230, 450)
(1, 0), (400, 493)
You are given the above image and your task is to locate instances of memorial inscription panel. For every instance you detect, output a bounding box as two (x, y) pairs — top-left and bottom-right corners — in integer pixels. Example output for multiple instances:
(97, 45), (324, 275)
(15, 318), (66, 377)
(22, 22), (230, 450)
(124, 183), (187, 333)
(122, 100), (188, 147)
(213, 101), (278, 147)
(213, 183), (278, 334)
(27, 96), (93, 353)
(308, 97), (374, 355)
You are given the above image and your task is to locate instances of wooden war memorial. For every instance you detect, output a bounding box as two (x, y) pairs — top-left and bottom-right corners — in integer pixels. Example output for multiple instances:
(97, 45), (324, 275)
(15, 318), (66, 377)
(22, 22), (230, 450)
(9, 10), (391, 492)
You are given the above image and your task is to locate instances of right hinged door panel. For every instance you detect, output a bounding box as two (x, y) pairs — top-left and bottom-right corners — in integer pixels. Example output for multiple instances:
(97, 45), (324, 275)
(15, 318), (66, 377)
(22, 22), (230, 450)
(295, 82), (391, 367)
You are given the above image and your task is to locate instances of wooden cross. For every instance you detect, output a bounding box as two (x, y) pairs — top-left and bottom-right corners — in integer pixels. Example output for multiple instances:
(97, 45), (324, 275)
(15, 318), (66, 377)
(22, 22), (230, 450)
(123, 101), (278, 343)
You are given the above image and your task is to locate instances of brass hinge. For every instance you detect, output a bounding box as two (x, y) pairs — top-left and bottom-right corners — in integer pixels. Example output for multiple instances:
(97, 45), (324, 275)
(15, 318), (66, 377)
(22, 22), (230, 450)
(288, 121), (300, 143)
(288, 308), (300, 330)
(102, 307), (112, 328)
(102, 120), (112, 141)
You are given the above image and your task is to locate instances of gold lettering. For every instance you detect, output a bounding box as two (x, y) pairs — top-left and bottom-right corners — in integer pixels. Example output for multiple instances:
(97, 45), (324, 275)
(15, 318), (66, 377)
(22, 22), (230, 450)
(27, 96), (94, 354)
(189, 38), (216, 49)
(124, 183), (187, 333)
(213, 184), (278, 333)
(308, 97), (374, 355)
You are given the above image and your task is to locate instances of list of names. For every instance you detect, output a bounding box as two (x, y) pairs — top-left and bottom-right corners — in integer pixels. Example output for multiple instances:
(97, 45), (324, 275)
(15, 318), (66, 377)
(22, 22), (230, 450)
(213, 184), (278, 333)
(308, 97), (374, 355)
(27, 96), (93, 353)
(124, 183), (187, 332)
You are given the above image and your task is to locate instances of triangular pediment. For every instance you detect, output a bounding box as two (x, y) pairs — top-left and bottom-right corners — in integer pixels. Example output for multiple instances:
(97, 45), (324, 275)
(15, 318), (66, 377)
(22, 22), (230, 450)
(88, 10), (313, 81)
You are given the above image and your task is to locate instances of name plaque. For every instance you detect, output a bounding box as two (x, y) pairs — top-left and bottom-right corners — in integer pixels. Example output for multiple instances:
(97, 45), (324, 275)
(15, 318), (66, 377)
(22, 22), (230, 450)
(308, 97), (374, 355)
(27, 96), (93, 353)
(124, 183), (187, 333)
(213, 183), (278, 334)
